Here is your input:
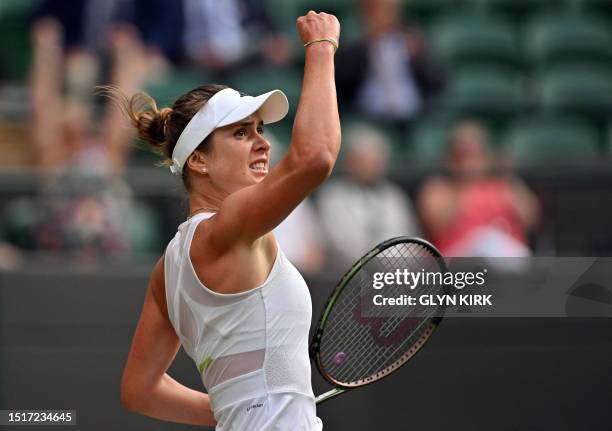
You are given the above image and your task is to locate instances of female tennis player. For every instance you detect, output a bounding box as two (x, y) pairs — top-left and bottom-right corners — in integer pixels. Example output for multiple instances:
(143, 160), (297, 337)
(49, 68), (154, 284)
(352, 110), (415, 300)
(119, 11), (340, 430)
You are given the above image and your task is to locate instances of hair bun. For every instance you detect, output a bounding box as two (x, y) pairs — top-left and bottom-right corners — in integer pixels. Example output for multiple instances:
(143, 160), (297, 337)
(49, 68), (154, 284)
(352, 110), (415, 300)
(145, 106), (172, 147)
(125, 93), (172, 158)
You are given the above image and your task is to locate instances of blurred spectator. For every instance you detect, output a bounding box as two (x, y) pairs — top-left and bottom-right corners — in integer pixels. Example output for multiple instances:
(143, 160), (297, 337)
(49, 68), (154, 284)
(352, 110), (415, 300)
(120, 0), (293, 71)
(180, 0), (293, 71)
(32, 0), (171, 81)
(32, 0), (124, 57)
(0, 174), (158, 259)
(29, 18), (145, 176)
(0, 17), (160, 261)
(317, 123), (421, 267)
(335, 0), (445, 130)
(418, 121), (540, 257)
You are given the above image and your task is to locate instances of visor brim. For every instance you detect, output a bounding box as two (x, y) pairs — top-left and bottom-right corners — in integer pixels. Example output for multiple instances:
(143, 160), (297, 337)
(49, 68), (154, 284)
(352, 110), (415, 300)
(217, 90), (289, 128)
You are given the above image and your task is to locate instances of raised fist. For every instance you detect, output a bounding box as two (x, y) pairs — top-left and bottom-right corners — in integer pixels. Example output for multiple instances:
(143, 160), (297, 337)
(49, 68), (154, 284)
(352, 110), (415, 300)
(296, 11), (340, 45)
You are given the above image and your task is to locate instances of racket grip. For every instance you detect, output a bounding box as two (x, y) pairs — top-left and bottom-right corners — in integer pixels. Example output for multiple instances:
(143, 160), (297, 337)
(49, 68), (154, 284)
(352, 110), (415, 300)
(315, 388), (347, 405)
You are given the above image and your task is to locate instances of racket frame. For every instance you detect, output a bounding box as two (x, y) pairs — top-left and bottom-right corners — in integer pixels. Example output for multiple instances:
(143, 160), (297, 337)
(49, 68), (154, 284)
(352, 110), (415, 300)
(310, 236), (447, 404)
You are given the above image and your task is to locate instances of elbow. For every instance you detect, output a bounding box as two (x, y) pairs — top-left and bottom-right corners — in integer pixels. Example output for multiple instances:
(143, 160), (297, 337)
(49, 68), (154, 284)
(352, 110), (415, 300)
(287, 146), (336, 183)
(298, 146), (336, 181)
(310, 152), (335, 180)
(121, 378), (144, 412)
(120, 384), (137, 412)
(290, 129), (340, 175)
(295, 152), (335, 187)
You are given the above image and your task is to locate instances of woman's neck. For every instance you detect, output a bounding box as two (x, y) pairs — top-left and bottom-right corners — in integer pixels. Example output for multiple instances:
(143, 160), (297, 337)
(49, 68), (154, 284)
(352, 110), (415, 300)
(188, 188), (225, 216)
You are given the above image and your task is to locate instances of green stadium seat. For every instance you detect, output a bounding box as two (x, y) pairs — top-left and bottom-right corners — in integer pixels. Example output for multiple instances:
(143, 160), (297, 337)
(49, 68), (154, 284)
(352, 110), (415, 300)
(408, 115), (457, 167)
(264, 0), (301, 46)
(339, 114), (405, 157)
(431, 14), (520, 68)
(536, 64), (612, 117)
(570, 0), (612, 18)
(144, 69), (214, 108)
(469, 0), (554, 20)
(0, 6), (32, 81)
(125, 202), (163, 254)
(525, 13), (612, 67)
(408, 114), (503, 168)
(291, 0), (354, 16)
(266, 120), (293, 152)
(229, 65), (302, 115)
(503, 116), (599, 166)
(444, 66), (525, 116)
(405, 0), (465, 26)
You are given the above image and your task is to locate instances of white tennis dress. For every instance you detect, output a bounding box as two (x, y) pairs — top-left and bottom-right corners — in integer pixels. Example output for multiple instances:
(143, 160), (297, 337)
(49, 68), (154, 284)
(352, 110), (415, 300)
(164, 212), (323, 430)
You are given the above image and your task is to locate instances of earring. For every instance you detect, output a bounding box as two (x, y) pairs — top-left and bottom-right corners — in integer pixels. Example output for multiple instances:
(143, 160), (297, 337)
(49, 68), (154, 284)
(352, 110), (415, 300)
(201, 168), (207, 174)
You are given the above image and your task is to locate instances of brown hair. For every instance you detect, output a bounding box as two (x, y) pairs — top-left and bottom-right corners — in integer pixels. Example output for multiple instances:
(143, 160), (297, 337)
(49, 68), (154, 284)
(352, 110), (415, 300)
(103, 84), (228, 190)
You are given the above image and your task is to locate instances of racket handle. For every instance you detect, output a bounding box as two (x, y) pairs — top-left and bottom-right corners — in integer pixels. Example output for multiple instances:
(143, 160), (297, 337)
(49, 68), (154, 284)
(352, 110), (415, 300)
(315, 388), (346, 405)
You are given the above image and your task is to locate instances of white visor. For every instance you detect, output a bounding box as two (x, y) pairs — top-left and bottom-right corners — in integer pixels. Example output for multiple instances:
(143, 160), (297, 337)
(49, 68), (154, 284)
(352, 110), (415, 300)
(170, 87), (289, 174)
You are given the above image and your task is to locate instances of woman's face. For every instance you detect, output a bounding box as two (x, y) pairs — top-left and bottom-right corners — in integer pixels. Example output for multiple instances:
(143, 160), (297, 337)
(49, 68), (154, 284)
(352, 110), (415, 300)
(203, 113), (271, 194)
(362, 0), (400, 37)
(448, 123), (491, 178)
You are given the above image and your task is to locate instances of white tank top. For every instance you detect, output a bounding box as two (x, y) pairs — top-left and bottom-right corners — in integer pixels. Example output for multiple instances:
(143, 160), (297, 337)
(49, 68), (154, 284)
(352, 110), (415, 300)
(164, 212), (323, 430)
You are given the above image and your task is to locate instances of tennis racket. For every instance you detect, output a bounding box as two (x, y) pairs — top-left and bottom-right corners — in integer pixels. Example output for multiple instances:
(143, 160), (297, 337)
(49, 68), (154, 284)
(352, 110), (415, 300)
(310, 237), (448, 404)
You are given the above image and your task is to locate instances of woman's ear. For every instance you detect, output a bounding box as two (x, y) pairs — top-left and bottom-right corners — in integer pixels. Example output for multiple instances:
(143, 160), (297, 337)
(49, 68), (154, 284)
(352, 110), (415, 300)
(186, 150), (208, 175)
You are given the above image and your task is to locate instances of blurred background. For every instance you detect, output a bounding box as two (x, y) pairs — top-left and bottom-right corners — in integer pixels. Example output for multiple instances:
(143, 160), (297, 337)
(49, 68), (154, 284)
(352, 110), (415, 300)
(1, 0), (611, 430)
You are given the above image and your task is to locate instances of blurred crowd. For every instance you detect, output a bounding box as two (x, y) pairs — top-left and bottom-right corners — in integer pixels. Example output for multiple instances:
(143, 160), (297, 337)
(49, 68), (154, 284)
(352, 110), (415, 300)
(2, 0), (612, 273)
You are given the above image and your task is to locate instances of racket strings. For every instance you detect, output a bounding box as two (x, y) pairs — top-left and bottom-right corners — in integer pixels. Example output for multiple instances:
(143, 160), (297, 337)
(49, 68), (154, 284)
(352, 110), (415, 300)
(320, 243), (426, 369)
(349, 245), (442, 381)
(376, 244), (440, 336)
(321, 278), (419, 381)
(319, 242), (445, 385)
(322, 295), (436, 385)
(366, 305), (439, 378)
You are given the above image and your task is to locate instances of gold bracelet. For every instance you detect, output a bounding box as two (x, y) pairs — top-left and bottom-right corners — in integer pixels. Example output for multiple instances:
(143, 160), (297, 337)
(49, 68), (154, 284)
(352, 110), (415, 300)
(303, 37), (338, 53)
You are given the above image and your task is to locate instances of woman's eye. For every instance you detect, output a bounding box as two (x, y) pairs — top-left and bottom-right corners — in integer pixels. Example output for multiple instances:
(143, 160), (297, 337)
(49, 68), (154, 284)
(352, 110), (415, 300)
(257, 127), (264, 135)
(235, 129), (247, 137)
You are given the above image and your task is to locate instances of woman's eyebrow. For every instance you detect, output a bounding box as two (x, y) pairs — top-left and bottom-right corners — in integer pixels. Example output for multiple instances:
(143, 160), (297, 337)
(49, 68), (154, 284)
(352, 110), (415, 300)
(233, 120), (264, 128)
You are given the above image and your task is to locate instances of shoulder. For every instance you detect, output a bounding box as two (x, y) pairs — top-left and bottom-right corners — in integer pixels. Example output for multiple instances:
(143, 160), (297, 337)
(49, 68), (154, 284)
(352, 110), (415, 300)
(191, 215), (225, 262)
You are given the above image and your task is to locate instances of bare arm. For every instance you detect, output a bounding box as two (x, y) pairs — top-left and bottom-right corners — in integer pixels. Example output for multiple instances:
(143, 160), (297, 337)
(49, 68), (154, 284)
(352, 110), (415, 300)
(208, 12), (341, 250)
(30, 18), (64, 172)
(103, 26), (149, 176)
(121, 257), (216, 427)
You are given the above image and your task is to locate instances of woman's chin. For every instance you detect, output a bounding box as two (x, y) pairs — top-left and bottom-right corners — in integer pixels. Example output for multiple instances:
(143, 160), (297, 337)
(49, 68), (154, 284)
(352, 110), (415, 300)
(250, 170), (268, 182)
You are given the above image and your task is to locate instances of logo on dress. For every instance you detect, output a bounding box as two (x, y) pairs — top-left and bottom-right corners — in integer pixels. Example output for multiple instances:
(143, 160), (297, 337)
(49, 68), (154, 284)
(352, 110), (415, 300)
(246, 403), (264, 413)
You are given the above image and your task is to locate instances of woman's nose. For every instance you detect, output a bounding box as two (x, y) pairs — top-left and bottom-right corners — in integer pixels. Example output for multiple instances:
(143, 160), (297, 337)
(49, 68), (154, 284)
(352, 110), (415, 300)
(254, 134), (271, 152)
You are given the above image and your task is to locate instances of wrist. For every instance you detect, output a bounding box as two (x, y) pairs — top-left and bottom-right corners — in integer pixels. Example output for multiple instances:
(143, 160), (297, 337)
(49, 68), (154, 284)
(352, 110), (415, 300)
(304, 37), (338, 54)
(304, 43), (336, 59)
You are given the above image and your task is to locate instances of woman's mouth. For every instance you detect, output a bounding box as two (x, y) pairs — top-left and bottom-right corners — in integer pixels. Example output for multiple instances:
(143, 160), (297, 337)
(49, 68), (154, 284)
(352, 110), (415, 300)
(249, 161), (268, 175)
